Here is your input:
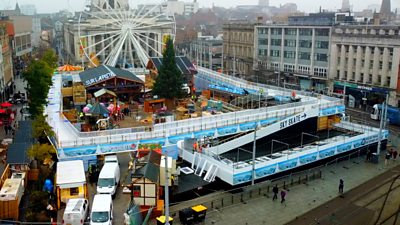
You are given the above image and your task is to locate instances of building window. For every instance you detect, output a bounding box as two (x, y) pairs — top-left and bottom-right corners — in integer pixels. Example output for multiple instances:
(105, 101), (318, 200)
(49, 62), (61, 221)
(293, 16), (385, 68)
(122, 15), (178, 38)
(388, 62), (392, 69)
(379, 61), (383, 69)
(298, 52), (311, 60)
(369, 60), (374, 69)
(258, 49), (267, 56)
(258, 28), (268, 34)
(315, 41), (329, 49)
(285, 28), (297, 35)
(313, 67), (327, 77)
(299, 40), (312, 48)
(70, 187), (79, 196)
(378, 75), (381, 83)
(270, 50), (280, 57)
(299, 28), (312, 36)
(387, 77), (391, 86)
(271, 39), (281, 46)
(284, 64), (295, 72)
(271, 62), (280, 69)
(133, 185), (141, 197)
(271, 28), (282, 35)
(368, 74), (372, 83)
(337, 70), (340, 79)
(298, 65), (310, 74)
(314, 53), (328, 62)
(259, 38), (268, 45)
(284, 39), (296, 47)
(284, 51), (295, 59)
(360, 73), (364, 82)
(315, 29), (329, 36)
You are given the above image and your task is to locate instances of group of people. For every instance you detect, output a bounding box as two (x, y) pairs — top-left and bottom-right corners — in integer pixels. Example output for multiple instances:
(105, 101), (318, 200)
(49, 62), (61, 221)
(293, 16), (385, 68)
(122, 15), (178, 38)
(272, 185), (287, 205)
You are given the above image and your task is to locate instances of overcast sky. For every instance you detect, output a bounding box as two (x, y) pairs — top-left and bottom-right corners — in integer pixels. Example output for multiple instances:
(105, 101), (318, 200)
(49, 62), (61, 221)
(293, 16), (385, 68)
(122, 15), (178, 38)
(0, 0), (399, 14)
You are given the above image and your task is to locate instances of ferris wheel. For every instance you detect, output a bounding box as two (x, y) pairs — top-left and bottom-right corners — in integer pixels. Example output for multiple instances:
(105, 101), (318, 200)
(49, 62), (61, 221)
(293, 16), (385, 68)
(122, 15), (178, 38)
(78, 0), (176, 68)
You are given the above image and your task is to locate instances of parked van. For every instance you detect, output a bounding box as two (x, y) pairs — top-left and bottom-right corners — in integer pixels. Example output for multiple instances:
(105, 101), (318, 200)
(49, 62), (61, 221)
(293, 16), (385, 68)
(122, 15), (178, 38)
(90, 194), (113, 225)
(62, 198), (89, 225)
(97, 163), (120, 197)
(104, 154), (119, 164)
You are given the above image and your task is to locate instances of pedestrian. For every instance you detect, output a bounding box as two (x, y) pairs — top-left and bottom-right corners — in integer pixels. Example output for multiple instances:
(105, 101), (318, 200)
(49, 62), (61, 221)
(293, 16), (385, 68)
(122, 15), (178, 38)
(366, 149), (372, 162)
(46, 202), (57, 222)
(339, 179), (344, 195)
(3, 125), (8, 135)
(272, 184), (279, 201)
(385, 151), (392, 166)
(393, 149), (398, 160)
(280, 189), (287, 205)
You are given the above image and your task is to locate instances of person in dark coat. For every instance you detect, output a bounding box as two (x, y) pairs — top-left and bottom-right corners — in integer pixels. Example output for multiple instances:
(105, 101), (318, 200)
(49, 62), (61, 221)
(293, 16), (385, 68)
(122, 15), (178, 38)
(339, 179), (344, 195)
(272, 184), (279, 201)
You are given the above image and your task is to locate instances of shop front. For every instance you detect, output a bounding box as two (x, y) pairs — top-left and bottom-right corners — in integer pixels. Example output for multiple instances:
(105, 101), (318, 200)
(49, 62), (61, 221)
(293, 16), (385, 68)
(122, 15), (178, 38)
(333, 81), (389, 109)
(298, 77), (327, 93)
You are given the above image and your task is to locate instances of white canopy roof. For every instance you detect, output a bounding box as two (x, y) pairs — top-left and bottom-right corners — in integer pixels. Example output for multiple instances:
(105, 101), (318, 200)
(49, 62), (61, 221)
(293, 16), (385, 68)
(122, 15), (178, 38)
(56, 160), (86, 189)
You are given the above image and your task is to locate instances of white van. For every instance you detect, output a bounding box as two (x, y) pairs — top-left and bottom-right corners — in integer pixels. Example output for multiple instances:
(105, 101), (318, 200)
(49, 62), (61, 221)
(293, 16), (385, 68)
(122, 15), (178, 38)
(90, 194), (113, 225)
(97, 163), (120, 197)
(62, 198), (89, 225)
(104, 154), (119, 164)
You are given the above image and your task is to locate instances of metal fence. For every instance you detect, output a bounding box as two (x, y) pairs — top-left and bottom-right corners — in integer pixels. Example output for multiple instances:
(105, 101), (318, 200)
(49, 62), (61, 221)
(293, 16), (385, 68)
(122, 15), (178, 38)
(169, 146), (370, 221)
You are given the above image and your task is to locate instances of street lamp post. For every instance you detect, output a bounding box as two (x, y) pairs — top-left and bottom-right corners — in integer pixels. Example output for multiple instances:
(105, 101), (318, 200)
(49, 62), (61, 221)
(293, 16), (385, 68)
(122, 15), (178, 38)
(377, 93), (389, 155)
(164, 155), (170, 225)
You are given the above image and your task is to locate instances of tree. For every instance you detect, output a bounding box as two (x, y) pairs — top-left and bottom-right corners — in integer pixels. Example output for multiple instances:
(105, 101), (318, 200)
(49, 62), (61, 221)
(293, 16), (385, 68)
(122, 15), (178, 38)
(23, 60), (53, 117)
(27, 144), (56, 163)
(32, 114), (54, 143)
(152, 37), (185, 99)
(40, 49), (58, 69)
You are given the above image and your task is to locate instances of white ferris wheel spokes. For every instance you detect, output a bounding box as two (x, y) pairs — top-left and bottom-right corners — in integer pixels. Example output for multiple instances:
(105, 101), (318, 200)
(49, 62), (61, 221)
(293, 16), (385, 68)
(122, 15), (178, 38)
(78, 0), (176, 68)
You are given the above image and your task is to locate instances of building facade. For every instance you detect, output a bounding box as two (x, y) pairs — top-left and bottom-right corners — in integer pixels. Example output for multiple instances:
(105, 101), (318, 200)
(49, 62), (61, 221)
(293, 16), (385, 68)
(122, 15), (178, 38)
(254, 25), (331, 92)
(223, 22), (255, 77)
(189, 37), (222, 71)
(0, 19), (14, 100)
(329, 25), (400, 107)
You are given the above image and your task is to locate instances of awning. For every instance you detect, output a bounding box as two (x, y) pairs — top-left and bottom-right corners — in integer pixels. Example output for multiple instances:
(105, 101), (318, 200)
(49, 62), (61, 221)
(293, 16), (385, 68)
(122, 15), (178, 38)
(94, 88), (117, 98)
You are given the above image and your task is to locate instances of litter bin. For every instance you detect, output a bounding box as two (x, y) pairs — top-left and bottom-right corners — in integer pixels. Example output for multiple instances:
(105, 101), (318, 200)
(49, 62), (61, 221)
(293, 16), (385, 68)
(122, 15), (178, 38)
(371, 153), (379, 164)
(191, 205), (207, 222)
(179, 208), (195, 225)
(156, 216), (174, 225)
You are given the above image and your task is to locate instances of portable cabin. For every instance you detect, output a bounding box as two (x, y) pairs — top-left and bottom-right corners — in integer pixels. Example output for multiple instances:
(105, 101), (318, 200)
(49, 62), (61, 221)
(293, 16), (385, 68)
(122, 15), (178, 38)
(56, 160), (88, 208)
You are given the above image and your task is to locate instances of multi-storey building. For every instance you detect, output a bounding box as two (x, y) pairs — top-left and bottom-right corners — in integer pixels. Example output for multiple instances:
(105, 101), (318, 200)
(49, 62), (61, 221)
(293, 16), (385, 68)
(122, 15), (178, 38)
(254, 25), (331, 92)
(0, 18), (14, 100)
(223, 22), (255, 77)
(329, 25), (400, 107)
(189, 37), (222, 71)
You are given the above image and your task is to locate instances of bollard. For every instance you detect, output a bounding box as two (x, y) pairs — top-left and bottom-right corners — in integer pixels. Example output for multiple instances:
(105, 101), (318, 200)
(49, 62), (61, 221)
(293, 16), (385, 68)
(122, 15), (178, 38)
(298, 176), (301, 184)
(221, 198), (224, 207)
(259, 188), (261, 195)
(291, 178), (294, 185)
(241, 194), (244, 202)
(250, 190), (252, 198)
(267, 185), (270, 193)
(283, 181), (286, 189)
(319, 170), (322, 178)
(231, 195), (234, 204)
(211, 201), (214, 208)
(305, 174), (308, 183)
